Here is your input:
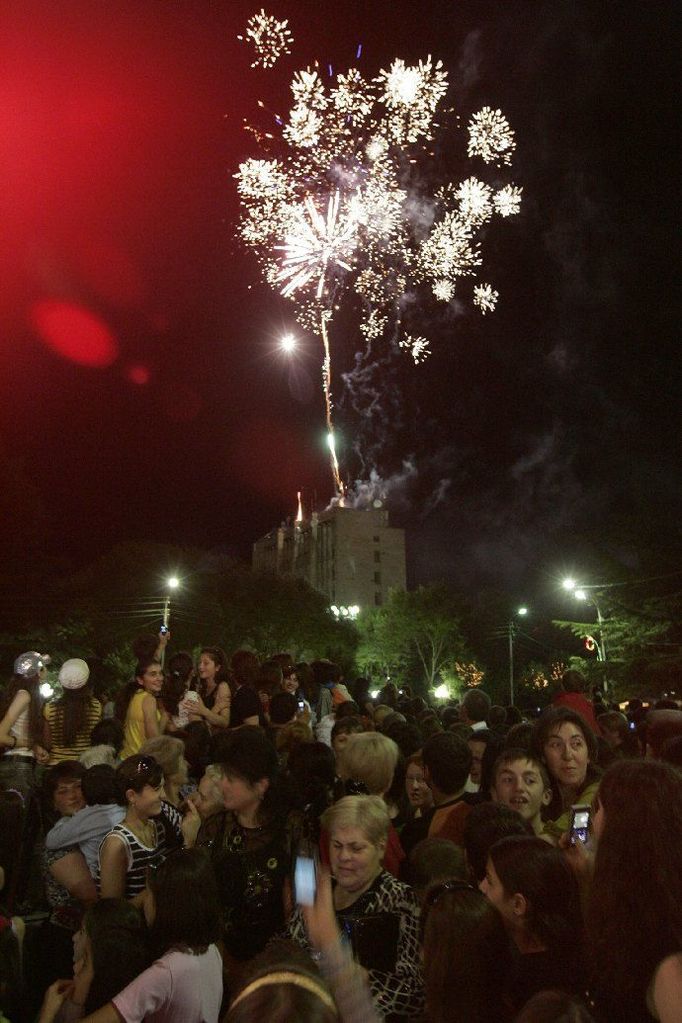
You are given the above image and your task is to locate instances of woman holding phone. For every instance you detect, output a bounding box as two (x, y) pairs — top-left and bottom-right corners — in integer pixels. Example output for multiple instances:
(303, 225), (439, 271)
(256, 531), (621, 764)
(531, 706), (601, 843)
(285, 795), (424, 1022)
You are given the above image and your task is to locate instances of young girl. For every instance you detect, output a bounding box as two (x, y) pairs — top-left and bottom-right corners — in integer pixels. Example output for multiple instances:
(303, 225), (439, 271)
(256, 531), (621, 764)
(186, 647), (231, 730)
(117, 661), (167, 761)
(98, 755), (199, 900)
(40, 849), (223, 1023)
(0, 651), (51, 795)
(44, 660), (102, 764)
(480, 834), (586, 1013)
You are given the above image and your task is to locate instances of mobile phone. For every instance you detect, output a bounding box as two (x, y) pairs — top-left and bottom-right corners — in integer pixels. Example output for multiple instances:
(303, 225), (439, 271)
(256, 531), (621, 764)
(569, 804), (591, 846)
(294, 855), (317, 906)
(297, 697), (305, 711)
(160, 624), (169, 635)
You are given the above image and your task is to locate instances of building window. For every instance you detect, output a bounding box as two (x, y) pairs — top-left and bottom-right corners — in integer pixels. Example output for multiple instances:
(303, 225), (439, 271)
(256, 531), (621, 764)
(374, 571), (381, 585)
(374, 550), (381, 563)
(374, 592), (383, 606)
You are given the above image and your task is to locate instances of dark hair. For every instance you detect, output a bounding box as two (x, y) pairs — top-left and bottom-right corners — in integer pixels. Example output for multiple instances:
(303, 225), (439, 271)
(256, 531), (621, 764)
(420, 714), (444, 741)
(0, 672), (44, 746)
(82, 764), (118, 805)
(421, 882), (509, 1023)
(90, 717), (124, 755)
(161, 651), (194, 716)
(115, 659), (162, 723)
(505, 705), (523, 726)
(560, 669), (587, 694)
(408, 838), (466, 892)
(114, 755), (163, 806)
(514, 990), (596, 1023)
(259, 659), (284, 689)
(488, 705), (507, 729)
(463, 802), (533, 883)
(226, 941), (337, 1023)
(310, 659), (341, 688)
(53, 686), (94, 746)
(503, 720), (534, 752)
(83, 899), (151, 1014)
(269, 691), (298, 725)
(331, 716), (365, 742)
(382, 718), (422, 758)
(286, 740), (335, 812)
(461, 689), (491, 724)
(42, 761), (86, 807)
(334, 700), (360, 720)
(646, 710), (682, 757)
(148, 848), (221, 955)
(214, 728), (281, 817)
(422, 732), (472, 793)
(489, 835), (582, 950)
(586, 760), (682, 1018)
(231, 649), (260, 689)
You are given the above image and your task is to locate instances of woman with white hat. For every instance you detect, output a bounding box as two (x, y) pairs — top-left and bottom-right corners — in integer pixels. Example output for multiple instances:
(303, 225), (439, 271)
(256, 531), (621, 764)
(43, 659), (102, 765)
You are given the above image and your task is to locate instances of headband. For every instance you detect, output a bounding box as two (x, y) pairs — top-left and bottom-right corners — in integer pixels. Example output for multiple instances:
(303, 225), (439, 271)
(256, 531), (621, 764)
(230, 971), (338, 1015)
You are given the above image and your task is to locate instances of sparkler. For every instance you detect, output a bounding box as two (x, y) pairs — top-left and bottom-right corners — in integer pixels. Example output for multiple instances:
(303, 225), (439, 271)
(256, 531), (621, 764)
(236, 16), (522, 495)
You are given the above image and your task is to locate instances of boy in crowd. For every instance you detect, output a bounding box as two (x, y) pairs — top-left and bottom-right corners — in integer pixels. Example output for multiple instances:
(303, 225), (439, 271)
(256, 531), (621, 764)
(490, 748), (552, 835)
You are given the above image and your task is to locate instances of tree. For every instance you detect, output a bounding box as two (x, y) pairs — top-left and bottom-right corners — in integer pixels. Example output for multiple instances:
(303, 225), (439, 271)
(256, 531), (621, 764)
(356, 584), (470, 693)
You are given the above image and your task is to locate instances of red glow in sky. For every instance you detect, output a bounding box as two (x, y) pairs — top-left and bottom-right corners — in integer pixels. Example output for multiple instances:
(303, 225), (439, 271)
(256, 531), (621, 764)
(30, 300), (119, 368)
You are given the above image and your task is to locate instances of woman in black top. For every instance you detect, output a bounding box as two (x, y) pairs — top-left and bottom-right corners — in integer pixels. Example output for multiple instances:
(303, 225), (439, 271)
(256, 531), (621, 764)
(210, 728), (291, 963)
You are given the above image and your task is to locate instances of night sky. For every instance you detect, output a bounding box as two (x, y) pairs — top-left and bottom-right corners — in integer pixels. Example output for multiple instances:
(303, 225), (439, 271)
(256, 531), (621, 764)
(1, 1), (679, 601)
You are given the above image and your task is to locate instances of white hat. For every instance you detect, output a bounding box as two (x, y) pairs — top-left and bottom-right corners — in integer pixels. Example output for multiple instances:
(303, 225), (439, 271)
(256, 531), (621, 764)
(58, 658), (90, 690)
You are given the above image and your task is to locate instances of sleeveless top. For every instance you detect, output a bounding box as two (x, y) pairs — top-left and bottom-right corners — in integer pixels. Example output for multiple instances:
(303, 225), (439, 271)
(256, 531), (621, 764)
(97, 801), (182, 897)
(5, 692), (33, 756)
(44, 696), (102, 764)
(121, 690), (160, 760)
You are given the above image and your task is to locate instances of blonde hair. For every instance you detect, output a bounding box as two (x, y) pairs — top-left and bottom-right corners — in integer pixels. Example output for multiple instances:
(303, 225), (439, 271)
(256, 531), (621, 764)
(338, 731), (398, 795)
(140, 735), (186, 781)
(321, 794), (390, 846)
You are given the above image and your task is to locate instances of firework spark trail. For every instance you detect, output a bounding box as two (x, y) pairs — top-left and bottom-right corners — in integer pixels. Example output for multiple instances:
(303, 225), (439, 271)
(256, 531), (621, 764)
(235, 15), (522, 495)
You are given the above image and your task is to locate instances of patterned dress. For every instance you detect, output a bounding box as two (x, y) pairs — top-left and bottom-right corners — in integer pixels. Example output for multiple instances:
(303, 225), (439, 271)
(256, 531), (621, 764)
(285, 869), (425, 1022)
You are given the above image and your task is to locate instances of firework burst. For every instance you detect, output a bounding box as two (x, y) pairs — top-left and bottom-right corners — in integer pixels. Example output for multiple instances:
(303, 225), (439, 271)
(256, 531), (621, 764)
(238, 9), (293, 69)
(235, 15), (522, 494)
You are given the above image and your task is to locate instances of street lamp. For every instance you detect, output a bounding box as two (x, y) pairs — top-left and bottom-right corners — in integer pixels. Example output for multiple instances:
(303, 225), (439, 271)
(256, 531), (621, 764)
(161, 576), (180, 666)
(508, 606), (529, 707)
(562, 578), (607, 662)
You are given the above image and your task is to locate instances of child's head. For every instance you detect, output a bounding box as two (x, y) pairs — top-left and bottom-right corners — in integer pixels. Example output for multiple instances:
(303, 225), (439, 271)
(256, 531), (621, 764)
(145, 848), (221, 954)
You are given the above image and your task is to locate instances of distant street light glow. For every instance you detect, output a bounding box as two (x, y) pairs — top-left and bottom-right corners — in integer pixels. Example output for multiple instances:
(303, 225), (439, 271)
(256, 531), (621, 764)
(167, 576), (179, 590)
(574, 589), (587, 601)
(280, 333), (297, 353)
(562, 578), (576, 591)
(518, 606), (528, 616)
(434, 683), (449, 700)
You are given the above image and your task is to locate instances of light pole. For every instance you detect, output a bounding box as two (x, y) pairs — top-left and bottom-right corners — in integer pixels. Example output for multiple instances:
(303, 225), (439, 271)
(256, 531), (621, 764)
(161, 576), (179, 666)
(562, 579), (607, 662)
(508, 606), (528, 707)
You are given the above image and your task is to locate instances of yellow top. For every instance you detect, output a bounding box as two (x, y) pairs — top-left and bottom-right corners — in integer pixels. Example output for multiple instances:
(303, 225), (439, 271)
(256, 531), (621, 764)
(120, 689), (159, 760)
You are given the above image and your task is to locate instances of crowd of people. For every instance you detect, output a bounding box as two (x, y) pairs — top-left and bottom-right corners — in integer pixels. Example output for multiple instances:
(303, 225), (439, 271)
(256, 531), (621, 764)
(0, 637), (681, 1023)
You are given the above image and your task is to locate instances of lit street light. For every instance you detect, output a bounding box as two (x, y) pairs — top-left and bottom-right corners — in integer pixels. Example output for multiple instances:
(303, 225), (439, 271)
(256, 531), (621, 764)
(280, 333), (297, 353)
(562, 578), (607, 662)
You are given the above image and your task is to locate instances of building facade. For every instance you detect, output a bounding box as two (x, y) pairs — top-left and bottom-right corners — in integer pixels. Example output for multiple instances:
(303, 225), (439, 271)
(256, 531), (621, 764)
(252, 503), (406, 612)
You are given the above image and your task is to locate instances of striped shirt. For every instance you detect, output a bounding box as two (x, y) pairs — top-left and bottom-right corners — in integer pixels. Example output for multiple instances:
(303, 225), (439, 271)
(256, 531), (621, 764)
(97, 802), (183, 898)
(44, 696), (102, 764)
